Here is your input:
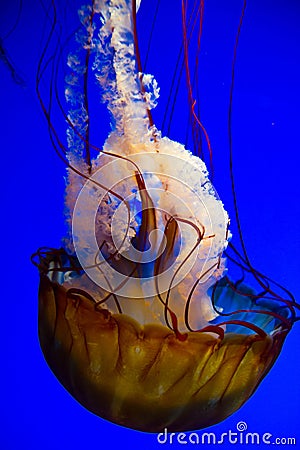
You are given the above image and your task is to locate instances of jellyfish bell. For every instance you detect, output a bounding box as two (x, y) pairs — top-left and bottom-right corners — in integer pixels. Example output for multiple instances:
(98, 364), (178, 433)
(33, 0), (299, 433)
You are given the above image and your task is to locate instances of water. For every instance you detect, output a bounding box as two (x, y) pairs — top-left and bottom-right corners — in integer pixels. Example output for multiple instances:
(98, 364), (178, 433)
(1, 1), (299, 448)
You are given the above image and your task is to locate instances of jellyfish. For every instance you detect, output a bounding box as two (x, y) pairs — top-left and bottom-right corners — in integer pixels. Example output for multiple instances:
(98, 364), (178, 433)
(32, 0), (299, 433)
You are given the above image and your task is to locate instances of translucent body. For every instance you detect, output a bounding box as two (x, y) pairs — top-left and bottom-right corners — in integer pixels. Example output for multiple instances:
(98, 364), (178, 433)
(38, 267), (285, 432)
(34, 0), (299, 433)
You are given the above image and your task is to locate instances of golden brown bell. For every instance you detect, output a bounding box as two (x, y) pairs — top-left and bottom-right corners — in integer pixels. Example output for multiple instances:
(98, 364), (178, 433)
(38, 265), (286, 432)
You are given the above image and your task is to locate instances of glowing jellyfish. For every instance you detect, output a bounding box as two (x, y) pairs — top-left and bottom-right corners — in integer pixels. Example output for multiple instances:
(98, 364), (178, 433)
(33, 0), (299, 432)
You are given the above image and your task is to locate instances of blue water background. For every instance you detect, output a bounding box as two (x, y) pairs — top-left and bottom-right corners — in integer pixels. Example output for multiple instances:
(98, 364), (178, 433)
(1, 0), (299, 449)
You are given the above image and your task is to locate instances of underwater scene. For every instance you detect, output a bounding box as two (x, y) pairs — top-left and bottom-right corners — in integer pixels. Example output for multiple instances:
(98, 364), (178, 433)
(1, 0), (299, 448)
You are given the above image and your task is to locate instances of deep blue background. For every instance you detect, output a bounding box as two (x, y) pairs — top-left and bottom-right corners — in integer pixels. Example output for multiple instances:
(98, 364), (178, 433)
(1, 0), (299, 448)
